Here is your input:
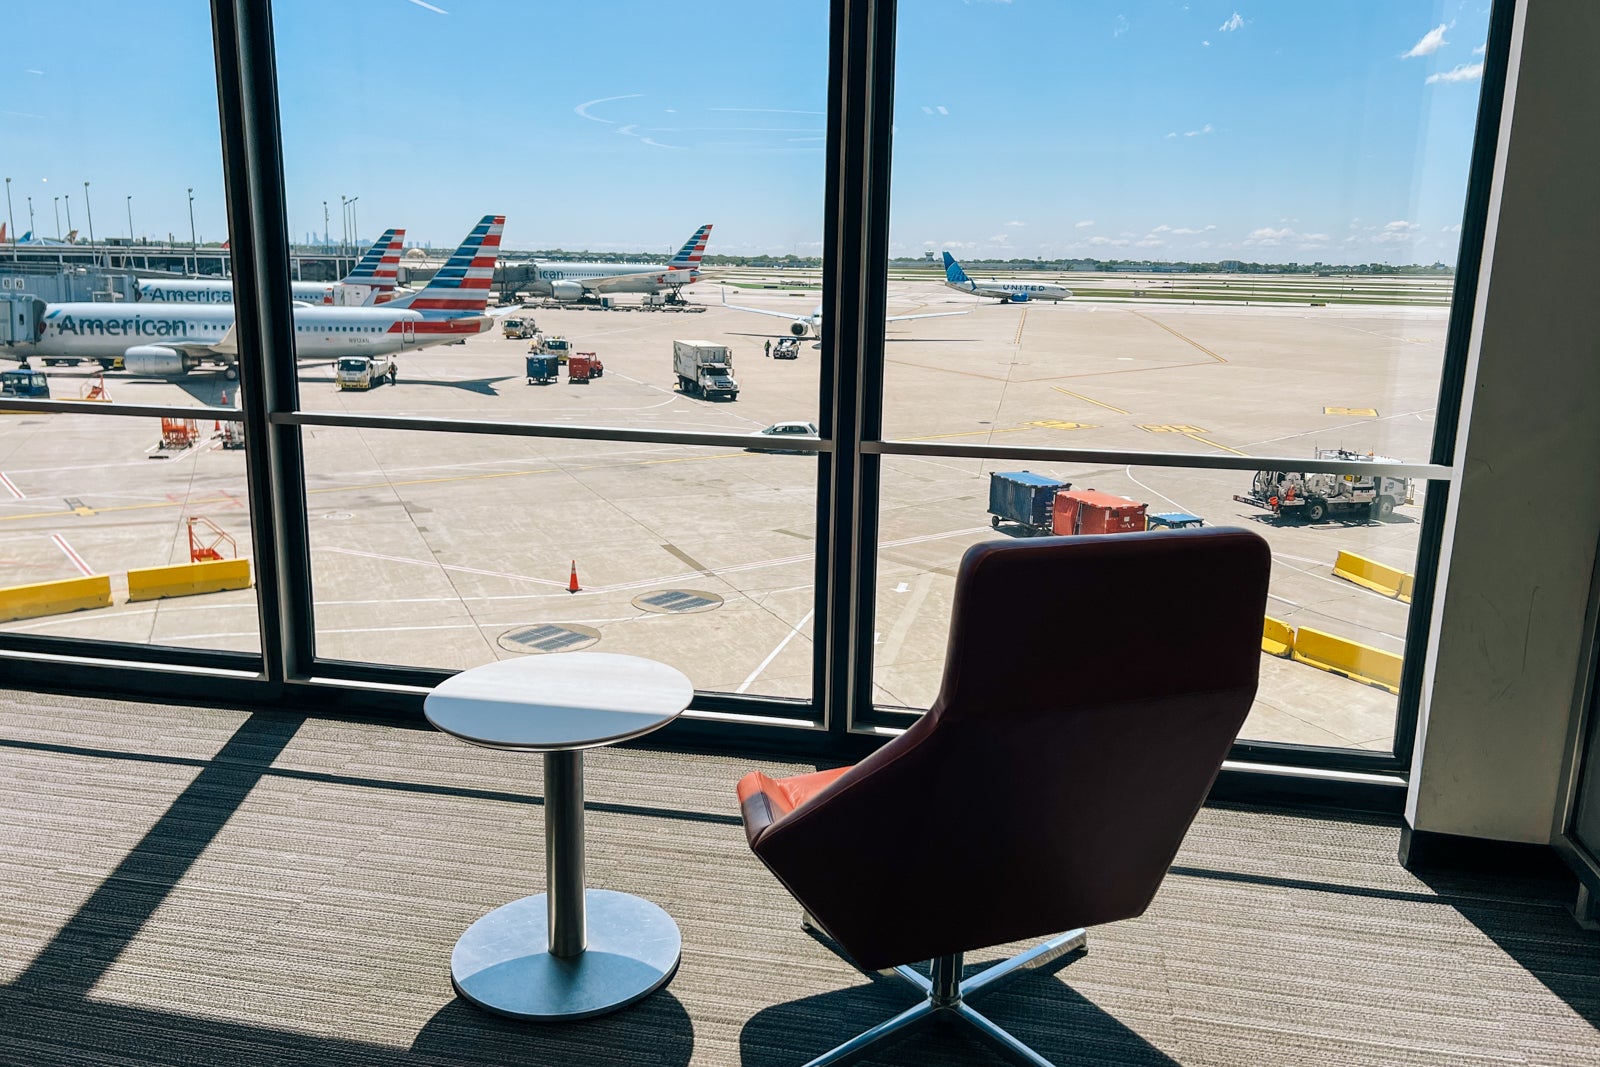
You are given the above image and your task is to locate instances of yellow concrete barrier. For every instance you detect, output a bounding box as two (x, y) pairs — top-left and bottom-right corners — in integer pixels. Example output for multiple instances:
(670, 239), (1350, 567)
(1291, 626), (1403, 695)
(0, 574), (113, 622)
(1332, 550), (1414, 604)
(126, 558), (252, 602)
(1262, 616), (1294, 658)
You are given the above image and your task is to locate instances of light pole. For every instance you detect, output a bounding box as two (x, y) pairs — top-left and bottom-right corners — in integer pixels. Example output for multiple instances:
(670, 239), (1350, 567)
(82, 180), (96, 261)
(339, 194), (348, 254)
(27, 196), (35, 236)
(348, 196), (359, 255)
(4, 178), (14, 260)
(64, 193), (72, 237)
(53, 195), (60, 239)
(187, 187), (197, 255)
(323, 200), (329, 247)
(126, 196), (134, 242)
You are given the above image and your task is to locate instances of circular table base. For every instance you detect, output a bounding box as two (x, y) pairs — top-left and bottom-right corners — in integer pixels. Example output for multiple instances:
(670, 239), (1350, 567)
(451, 889), (681, 1021)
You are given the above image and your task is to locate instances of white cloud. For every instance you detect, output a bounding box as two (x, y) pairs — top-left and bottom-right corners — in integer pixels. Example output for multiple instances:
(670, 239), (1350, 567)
(1152, 224), (1171, 233)
(1074, 220), (1095, 229)
(1427, 63), (1484, 84)
(1004, 220), (1026, 227)
(1183, 123), (1215, 137)
(1201, 40), (1211, 47)
(406, 0), (448, 12)
(1472, 43), (1486, 55)
(1244, 227), (1294, 247)
(1302, 233), (1330, 242)
(988, 233), (1010, 244)
(1114, 15), (1130, 37)
(1087, 236), (1130, 247)
(1383, 220), (1420, 232)
(1403, 23), (1449, 58)
(1219, 12), (1245, 32)
(1441, 224), (1462, 233)
(1170, 225), (1214, 235)
(1135, 237), (1166, 248)
(1165, 131), (1178, 139)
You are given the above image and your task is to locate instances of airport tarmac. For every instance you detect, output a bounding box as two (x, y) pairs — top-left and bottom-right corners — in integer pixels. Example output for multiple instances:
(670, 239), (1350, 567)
(0, 276), (1449, 753)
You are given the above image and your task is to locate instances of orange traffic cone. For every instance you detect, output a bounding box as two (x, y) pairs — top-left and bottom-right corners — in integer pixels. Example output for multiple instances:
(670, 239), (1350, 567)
(568, 560), (581, 594)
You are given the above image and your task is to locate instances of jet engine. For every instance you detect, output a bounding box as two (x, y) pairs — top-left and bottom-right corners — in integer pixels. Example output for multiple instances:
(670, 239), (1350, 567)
(1009, 291), (1031, 303)
(122, 346), (190, 377)
(789, 320), (810, 337)
(550, 280), (586, 302)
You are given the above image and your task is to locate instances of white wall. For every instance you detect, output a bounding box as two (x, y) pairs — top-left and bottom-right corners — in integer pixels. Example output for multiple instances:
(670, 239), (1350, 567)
(1409, 0), (1600, 843)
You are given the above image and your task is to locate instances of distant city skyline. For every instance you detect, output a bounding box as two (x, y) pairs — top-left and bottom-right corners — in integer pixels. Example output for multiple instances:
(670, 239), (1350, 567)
(2, 1), (1491, 265)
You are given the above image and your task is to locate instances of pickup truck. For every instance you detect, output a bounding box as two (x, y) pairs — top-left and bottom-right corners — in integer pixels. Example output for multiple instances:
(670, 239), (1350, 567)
(335, 354), (397, 390)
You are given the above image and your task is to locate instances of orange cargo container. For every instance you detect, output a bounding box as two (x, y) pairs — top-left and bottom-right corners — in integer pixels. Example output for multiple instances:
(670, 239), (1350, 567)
(1051, 489), (1148, 535)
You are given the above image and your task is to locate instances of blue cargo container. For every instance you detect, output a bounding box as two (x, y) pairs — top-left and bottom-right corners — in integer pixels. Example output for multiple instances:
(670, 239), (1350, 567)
(988, 471), (1070, 534)
(525, 354), (561, 384)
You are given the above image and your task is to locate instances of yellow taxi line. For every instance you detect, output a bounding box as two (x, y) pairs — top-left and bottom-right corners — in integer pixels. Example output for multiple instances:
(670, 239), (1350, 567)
(1051, 387), (1130, 415)
(1128, 310), (1228, 364)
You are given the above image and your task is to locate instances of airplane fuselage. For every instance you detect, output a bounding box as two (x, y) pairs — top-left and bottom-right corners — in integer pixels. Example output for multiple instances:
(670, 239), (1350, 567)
(528, 262), (698, 297)
(943, 278), (1071, 302)
(137, 279), (355, 305)
(20, 303), (484, 374)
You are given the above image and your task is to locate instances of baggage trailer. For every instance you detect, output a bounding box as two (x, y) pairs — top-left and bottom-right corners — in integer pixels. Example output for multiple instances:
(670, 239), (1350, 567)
(1052, 489), (1148, 535)
(987, 471), (1070, 535)
(525, 354), (560, 384)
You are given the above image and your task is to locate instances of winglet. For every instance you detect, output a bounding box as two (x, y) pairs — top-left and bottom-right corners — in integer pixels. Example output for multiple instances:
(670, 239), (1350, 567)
(669, 224), (713, 269)
(386, 215), (503, 316)
(942, 251), (971, 285)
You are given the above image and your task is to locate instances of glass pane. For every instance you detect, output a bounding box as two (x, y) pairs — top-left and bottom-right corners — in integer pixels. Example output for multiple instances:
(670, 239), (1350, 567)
(3, 2), (240, 404)
(271, 2), (826, 430)
(873, 458), (1428, 753)
(0, 411), (260, 653)
(304, 427), (817, 701)
(885, 2), (1488, 445)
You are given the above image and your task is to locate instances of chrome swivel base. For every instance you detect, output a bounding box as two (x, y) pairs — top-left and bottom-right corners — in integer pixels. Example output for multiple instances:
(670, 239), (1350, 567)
(799, 918), (1088, 1067)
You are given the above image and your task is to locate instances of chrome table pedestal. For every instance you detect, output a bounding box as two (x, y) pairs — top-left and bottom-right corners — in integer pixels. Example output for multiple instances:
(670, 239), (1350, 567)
(425, 653), (694, 1021)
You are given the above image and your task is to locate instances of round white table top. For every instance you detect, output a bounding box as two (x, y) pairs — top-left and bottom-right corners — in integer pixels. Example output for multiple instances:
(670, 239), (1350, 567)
(424, 653), (694, 752)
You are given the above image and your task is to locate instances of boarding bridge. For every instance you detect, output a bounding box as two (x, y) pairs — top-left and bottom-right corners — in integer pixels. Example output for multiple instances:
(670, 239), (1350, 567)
(0, 295), (48, 348)
(0, 265), (138, 303)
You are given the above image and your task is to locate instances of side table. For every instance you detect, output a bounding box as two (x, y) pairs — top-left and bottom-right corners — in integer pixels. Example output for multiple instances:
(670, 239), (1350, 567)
(425, 652), (694, 1020)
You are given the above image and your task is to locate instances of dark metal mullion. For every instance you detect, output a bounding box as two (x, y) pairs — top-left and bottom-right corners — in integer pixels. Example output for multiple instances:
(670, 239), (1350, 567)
(210, 0), (312, 688)
(818, 0), (896, 737)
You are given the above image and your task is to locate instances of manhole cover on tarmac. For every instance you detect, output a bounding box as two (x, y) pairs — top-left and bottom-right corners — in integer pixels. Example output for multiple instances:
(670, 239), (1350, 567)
(497, 623), (602, 655)
(632, 589), (725, 615)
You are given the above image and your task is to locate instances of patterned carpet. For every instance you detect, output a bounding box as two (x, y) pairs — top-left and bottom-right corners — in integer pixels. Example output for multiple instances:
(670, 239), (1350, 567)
(0, 688), (1595, 1066)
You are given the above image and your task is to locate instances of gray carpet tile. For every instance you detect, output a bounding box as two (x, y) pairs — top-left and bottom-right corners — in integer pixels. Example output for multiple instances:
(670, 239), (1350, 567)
(0, 687), (1596, 1066)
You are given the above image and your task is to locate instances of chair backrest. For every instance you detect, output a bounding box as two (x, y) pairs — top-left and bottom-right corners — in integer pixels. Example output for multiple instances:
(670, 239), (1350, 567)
(750, 528), (1272, 971)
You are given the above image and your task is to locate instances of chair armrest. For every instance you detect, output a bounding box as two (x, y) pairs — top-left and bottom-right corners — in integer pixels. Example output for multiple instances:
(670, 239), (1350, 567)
(737, 766), (854, 847)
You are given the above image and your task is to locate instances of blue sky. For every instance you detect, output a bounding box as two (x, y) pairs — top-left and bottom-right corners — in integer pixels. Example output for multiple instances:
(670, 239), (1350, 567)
(1, 1), (1491, 264)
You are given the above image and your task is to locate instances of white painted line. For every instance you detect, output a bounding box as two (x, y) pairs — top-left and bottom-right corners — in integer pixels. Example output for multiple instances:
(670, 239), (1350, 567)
(0, 472), (23, 500)
(1267, 593), (1301, 607)
(736, 609), (814, 694)
(894, 582), (909, 593)
(50, 534), (93, 576)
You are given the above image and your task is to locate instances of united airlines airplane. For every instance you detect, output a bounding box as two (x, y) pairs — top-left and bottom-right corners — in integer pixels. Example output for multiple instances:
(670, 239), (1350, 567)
(942, 252), (1071, 303)
(136, 229), (407, 306)
(528, 224), (712, 302)
(9, 216), (503, 378)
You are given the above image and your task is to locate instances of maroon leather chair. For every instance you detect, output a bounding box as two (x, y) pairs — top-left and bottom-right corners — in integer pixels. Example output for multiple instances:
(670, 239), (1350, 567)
(737, 528), (1272, 1066)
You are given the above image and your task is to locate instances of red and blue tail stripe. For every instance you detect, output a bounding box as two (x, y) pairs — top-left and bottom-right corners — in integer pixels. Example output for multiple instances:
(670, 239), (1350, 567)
(343, 228), (406, 289)
(390, 215), (504, 317)
(668, 223), (712, 269)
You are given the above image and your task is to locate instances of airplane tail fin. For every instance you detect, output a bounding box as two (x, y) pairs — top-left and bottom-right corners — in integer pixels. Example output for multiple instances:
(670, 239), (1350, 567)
(0, 222), (6, 244)
(385, 215), (503, 316)
(341, 228), (406, 290)
(942, 251), (972, 285)
(668, 223), (713, 269)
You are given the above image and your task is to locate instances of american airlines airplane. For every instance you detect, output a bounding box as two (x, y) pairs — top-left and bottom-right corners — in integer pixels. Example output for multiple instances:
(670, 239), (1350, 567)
(9, 216), (503, 378)
(721, 288), (967, 338)
(527, 224), (712, 302)
(942, 252), (1071, 303)
(136, 229), (407, 306)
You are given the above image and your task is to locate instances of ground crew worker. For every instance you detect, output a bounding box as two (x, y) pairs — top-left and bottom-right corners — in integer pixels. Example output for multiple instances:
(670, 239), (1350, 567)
(764, 339), (771, 357)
